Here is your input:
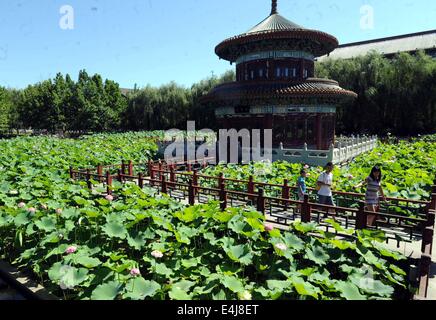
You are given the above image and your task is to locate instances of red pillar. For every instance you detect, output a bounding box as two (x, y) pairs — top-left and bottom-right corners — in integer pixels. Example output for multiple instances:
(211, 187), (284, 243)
(316, 114), (323, 150)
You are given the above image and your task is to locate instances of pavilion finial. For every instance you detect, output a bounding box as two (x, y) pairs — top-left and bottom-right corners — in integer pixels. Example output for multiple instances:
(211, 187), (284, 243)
(271, 0), (278, 15)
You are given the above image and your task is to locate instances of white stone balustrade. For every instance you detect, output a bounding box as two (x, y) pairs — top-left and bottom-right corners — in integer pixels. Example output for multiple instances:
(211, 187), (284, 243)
(273, 135), (378, 166)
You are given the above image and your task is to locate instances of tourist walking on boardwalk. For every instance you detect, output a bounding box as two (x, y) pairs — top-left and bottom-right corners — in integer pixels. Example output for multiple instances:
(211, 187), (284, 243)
(297, 169), (308, 201)
(354, 166), (387, 226)
(317, 162), (335, 207)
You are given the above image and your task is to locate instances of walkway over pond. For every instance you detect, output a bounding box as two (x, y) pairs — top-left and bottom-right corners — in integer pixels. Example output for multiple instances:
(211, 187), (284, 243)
(71, 159), (436, 299)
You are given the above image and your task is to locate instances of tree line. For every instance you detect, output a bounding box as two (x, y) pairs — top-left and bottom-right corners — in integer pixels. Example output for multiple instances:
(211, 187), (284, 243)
(316, 51), (436, 136)
(0, 51), (435, 136)
(0, 70), (234, 134)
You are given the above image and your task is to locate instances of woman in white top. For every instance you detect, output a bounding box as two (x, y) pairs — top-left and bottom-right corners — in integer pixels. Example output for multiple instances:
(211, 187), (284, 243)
(317, 162), (335, 206)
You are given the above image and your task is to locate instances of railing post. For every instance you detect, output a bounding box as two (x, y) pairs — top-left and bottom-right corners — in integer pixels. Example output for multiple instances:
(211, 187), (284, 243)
(150, 165), (155, 186)
(117, 169), (123, 183)
(188, 179), (195, 206)
(97, 164), (103, 182)
(161, 175), (167, 194)
(69, 166), (74, 179)
(106, 171), (112, 195)
(301, 194), (311, 223)
(282, 179), (290, 202)
(121, 160), (126, 175)
(248, 176), (255, 201)
(424, 210), (435, 255)
(138, 173), (144, 189)
(148, 160), (153, 177)
(418, 253), (432, 298)
(192, 170), (199, 196)
(128, 160), (133, 176)
(430, 188), (436, 211)
(356, 201), (367, 230)
(219, 182), (227, 211)
(257, 188), (265, 214)
(86, 169), (92, 190)
(158, 161), (163, 179)
(187, 162), (192, 172)
(218, 173), (224, 189)
(421, 225), (434, 255)
(427, 209), (436, 228)
(170, 165), (176, 189)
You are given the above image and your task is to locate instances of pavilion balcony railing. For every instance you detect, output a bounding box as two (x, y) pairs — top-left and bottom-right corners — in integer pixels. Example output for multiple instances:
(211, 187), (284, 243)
(272, 135), (378, 166)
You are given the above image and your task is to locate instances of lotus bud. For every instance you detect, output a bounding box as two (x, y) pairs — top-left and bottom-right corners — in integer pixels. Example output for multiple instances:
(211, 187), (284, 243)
(65, 246), (77, 255)
(151, 250), (164, 258)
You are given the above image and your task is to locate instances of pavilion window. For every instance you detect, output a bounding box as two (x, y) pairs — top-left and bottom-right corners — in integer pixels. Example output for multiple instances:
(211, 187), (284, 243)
(304, 69), (308, 78)
(276, 67), (281, 78)
(292, 68), (297, 78)
(250, 70), (255, 79)
(259, 69), (264, 78)
(285, 68), (289, 78)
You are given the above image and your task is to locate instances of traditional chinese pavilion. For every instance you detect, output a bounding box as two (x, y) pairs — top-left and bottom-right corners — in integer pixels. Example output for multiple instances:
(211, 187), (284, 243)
(203, 0), (357, 152)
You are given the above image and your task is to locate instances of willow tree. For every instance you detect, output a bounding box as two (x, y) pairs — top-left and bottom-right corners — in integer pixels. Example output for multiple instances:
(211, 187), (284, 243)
(317, 51), (436, 136)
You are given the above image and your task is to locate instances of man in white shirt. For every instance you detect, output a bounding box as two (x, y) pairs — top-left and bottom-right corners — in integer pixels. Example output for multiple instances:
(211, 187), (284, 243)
(317, 162), (335, 206)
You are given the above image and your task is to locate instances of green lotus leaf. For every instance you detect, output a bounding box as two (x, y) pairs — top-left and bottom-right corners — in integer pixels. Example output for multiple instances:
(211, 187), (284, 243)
(283, 233), (305, 252)
(221, 275), (245, 293)
(305, 246), (330, 266)
(225, 244), (253, 265)
(76, 256), (102, 269)
(14, 212), (30, 227)
(48, 262), (89, 289)
(123, 277), (161, 300)
(35, 216), (57, 232)
(61, 208), (81, 219)
(290, 276), (320, 299)
(335, 281), (366, 300)
(127, 234), (146, 251)
(91, 280), (123, 300)
(102, 221), (127, 239)
(153, 263), (173, 277)
(169, 286), (193, 300)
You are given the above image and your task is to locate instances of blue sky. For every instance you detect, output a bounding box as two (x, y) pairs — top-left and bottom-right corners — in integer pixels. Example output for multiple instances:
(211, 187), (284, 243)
(0, 0), (435, 89)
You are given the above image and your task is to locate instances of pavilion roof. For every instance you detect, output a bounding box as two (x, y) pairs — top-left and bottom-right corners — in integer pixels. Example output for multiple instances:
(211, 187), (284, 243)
(245, 13), (304, 34)
(215, 1), (338, 61)
(202, 78), (357, 105)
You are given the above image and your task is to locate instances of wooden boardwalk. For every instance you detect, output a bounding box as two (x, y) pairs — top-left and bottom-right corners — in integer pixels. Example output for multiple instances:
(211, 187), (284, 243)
(70, 161), (436, 300)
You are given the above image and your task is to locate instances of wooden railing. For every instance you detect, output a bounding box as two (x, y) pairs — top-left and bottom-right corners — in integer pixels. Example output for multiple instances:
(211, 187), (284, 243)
(70, 160), (436, 300)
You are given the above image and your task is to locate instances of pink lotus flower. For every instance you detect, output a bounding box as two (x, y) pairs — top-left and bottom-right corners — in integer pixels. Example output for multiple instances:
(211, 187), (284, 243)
(65, 246), (77, 255)
(56, 208), (63, 215)
(105, 195), (114, 202)
(151, 250), (164, 259)
(18, 202), (25, 208)
(130, 268), (141, 277)
(40, 204), (48, 210)
(304, 165), (310, 169)
(275, 243), (287, 251)
(28, 207), (36, 214)
(348, 174), (354, 180)
(264, 224), (274, 232)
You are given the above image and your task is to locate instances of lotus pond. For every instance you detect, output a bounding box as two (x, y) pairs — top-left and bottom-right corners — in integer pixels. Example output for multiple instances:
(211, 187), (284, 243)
(1, 133), (434, 300)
